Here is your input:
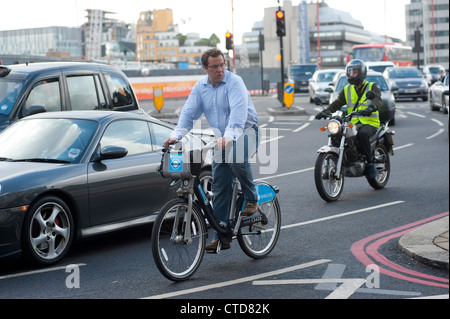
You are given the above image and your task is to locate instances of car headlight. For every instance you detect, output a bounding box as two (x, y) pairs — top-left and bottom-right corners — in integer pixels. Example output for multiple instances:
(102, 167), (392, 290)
(420, 81), (428, 88)
(327, 120), (341, 135)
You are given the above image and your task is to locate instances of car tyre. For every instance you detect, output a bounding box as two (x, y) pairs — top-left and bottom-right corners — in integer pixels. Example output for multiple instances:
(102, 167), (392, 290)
(22, 196), (74, 266)
(430, 93), (438, 111)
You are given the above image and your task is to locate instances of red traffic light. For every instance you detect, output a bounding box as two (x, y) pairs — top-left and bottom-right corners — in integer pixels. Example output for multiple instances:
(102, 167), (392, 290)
(276, 10), (284, 19)
(225, 32), (232, 38)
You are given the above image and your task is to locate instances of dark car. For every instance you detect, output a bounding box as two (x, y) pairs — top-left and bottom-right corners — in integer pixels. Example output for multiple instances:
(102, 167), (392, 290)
(383, 67), (428, 101)
(0, 62), (141, 132)
(328, 71), (397, 125)
(0, 111), (211, 266)
(288, 64), (318, 93)
(429, 74), (449, 114)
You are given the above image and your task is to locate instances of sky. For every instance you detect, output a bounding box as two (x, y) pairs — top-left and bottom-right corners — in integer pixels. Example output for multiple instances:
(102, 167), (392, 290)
(1, 0), (410, 46)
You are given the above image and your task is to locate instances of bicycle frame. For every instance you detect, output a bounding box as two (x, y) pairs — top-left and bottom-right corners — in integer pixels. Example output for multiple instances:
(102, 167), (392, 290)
(159, 141), (278, 249)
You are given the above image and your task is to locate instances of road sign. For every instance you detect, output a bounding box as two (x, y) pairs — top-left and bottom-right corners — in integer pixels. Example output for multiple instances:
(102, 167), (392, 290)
(284, 82), (294, 108)
(153, 86), (164, 111)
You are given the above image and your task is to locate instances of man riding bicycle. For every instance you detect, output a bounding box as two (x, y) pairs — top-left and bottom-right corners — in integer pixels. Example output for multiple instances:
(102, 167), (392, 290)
(163, 48), (259, 253)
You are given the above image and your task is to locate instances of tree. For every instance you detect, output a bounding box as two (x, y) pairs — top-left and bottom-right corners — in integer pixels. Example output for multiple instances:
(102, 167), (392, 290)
(194, 34), (220, 47)
(177, 33), (187, 46)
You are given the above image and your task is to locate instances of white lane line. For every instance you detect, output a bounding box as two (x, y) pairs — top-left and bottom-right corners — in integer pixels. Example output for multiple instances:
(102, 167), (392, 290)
(426, 128), (444, 139)
(293, 122), (311, 132)
(431, 118), (444, 126)
(143, 259), (331, 299)
(260, 135), (284, 145)
(394, 143), (414, 150)
(255, 167), (314, 181)
(281, 201), (405, 230)
(0, 263), (87, 281)
(407, 112), (426, 118)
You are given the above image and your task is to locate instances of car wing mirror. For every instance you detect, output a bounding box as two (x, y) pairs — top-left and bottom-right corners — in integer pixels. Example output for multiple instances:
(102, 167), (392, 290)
(93, 146), (128, 162)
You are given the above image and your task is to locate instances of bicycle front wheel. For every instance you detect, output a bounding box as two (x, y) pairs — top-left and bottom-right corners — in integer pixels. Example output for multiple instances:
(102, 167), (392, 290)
(237, 197), (281, 259)
(151, 198), (207, 281)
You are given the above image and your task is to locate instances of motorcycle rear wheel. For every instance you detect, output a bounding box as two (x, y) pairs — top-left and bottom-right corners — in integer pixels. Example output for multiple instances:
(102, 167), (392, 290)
(367, 144), (390, 189)
(314, 152), (344, 202)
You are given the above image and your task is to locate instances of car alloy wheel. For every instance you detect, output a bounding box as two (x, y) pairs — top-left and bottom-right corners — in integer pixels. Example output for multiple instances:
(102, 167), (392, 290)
(22, 196), (74, 266)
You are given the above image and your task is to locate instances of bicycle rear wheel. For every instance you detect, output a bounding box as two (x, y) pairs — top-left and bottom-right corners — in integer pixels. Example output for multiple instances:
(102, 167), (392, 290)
(151, 198), (207, 281)
(237, 197), (281, 259)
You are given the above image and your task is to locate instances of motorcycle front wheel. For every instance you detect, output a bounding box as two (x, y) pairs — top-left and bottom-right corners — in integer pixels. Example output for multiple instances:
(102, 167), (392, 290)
(314, 152), (344, 202)
(367, 144), (390, 189)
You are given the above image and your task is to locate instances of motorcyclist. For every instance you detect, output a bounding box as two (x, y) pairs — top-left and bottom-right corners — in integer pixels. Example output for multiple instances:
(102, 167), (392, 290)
(315, 59), (383, 178)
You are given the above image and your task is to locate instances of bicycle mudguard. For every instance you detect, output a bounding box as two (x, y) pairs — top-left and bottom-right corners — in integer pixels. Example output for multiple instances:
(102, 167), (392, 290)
(256, 181), (279, 204)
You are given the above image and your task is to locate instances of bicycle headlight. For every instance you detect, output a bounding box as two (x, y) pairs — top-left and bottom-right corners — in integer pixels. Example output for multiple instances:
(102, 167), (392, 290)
(327, 120), (341, 135)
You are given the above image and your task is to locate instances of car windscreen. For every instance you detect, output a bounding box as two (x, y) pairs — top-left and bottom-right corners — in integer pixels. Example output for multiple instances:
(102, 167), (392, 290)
(0, 79), (23, 116)
(0, 118), (98, 163)
(387, 68), (422, 79)
(335, 75), (389, 92)
(290, 65), (316, 76)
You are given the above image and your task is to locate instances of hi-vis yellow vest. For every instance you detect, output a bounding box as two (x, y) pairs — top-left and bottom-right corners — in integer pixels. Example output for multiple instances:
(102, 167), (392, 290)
(344, 81), (380, 128)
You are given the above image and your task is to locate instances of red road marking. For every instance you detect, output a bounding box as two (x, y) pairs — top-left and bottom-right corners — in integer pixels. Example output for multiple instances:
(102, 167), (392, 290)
(351, 212), (449, 289)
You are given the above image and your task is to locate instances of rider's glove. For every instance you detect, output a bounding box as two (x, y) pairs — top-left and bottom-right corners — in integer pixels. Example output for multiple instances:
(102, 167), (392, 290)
(359, 104), (376, 117)
(315, 109), (331, 120)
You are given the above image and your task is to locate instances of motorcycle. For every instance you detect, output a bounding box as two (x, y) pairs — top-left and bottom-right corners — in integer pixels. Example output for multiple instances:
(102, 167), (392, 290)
(314, 92), (395, 202)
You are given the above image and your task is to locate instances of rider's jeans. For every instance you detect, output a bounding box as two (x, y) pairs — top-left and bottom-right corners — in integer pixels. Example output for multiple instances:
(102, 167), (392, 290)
(212, 125), (259, 240)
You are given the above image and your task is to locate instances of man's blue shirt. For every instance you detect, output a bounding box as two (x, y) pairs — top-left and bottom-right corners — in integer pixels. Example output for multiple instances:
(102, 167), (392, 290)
(174, 70), (258, 140)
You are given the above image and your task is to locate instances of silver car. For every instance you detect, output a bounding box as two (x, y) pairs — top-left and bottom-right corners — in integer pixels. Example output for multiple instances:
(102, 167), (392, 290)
(429, 74), (449, 114)
(383, 67), (428, 102)
(308, 69), (343, 104)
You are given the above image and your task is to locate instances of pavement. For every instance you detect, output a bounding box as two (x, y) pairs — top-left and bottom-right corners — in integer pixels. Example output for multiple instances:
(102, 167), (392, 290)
(142, 98), (449, 271)
(398, 216), (449, 271)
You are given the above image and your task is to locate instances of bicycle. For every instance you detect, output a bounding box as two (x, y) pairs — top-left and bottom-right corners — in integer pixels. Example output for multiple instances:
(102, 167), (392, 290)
(151, 141), (281, 281)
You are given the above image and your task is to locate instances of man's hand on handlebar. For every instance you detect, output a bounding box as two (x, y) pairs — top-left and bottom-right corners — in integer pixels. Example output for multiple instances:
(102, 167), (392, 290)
(358, 104), (377, 117)
(315, 109), (331, 120)
(163, 137), (179, 149)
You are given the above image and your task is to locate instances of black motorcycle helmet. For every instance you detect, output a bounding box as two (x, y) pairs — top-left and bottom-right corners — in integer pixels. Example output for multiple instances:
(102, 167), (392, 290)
(345, 59), (367, 85)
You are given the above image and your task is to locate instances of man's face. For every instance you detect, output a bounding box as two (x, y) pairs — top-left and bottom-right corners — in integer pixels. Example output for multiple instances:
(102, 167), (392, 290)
(349, 68), (359, 77)
(204, 55), (225, 86)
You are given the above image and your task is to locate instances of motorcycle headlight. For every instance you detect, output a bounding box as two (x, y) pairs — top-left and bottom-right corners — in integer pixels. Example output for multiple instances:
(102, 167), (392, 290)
(327, 120), (341, 135)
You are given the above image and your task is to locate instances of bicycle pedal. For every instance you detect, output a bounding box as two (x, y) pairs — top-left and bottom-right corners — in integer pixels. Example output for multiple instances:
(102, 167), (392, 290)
(252, 222), (267, 230)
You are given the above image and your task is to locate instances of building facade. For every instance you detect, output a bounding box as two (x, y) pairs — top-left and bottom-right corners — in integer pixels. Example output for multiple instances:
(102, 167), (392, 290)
(0, 26), (82, 58)
(81, 9), (135, 61)
(259, 0), (394, 69)
(405, 0), (449, 69)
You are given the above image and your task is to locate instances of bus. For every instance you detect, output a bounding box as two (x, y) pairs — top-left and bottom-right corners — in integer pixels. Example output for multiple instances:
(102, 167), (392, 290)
(349, 43), (413, 67)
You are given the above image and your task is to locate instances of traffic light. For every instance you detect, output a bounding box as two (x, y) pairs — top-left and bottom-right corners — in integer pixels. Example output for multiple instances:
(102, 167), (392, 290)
(225, 32), (233, 50)
(276, 10), (286, 37)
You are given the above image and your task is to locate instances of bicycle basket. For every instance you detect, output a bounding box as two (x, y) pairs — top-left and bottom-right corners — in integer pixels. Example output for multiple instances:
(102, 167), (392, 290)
(160, 148), (202, 178)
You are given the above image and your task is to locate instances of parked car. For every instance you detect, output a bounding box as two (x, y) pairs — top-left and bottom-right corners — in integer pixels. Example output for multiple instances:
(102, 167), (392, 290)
(365, 61), (395, 74)
(420, 64), (446, 86)
(429, 74), (449, 113)
(308, 69), (343, 103)
(0, 62), (142, 132)
(383, 67), (428, 101)
(328, 71), (397, 125)
(288, 64), (318, 92)
(0, 111), (212, 266)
